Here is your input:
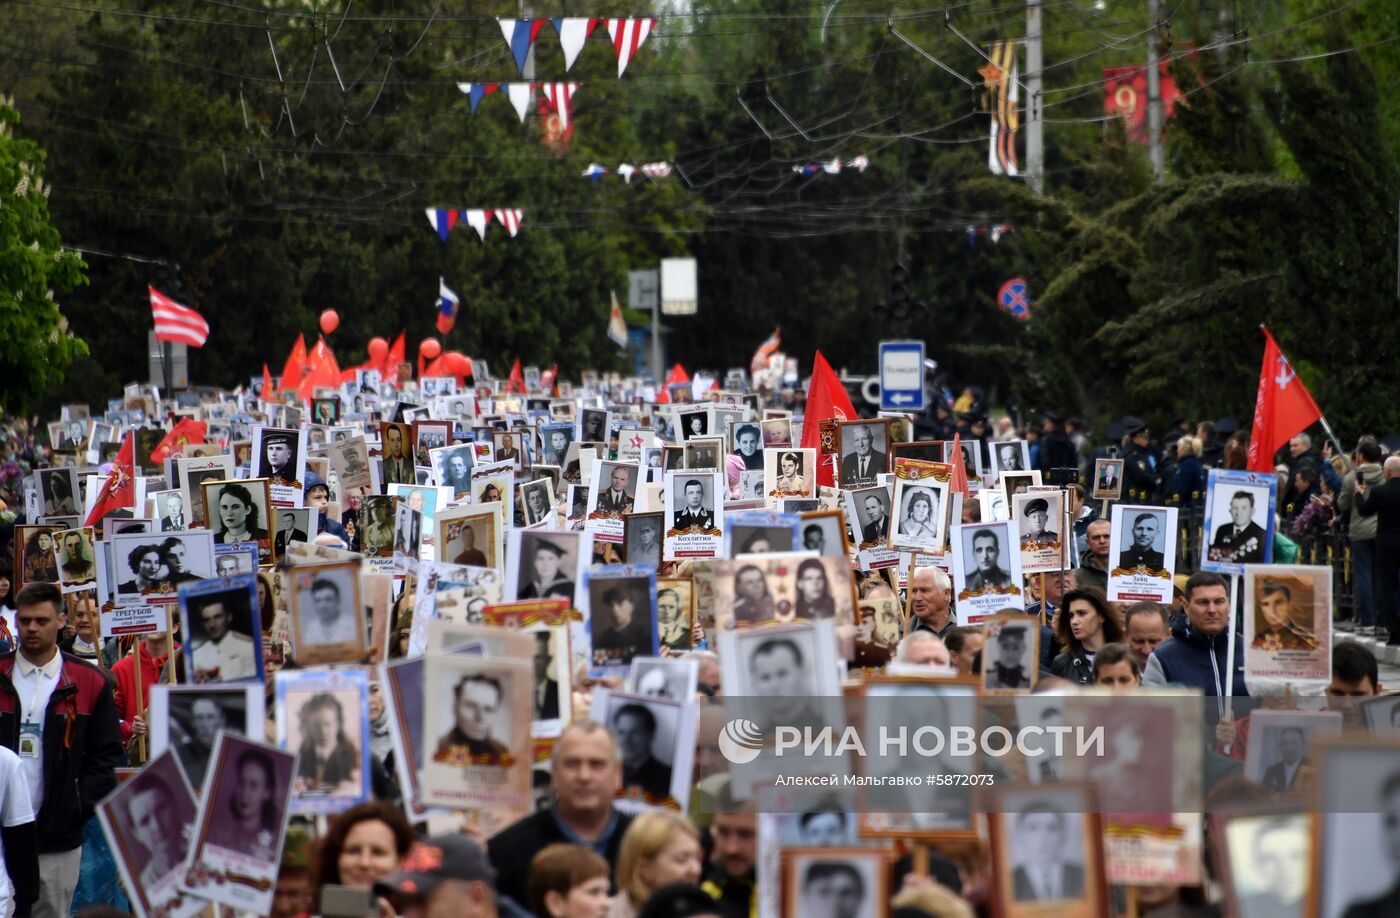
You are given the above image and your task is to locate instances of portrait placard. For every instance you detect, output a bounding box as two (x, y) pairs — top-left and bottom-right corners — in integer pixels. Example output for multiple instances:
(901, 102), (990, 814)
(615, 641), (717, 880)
(622, 512), (664, 568)
(844, 484), (898, 570)
(180, 735), (297, 915)
(505, 529), (585, 605)
(1091, 458), (1124, 500)
(1202, 469), (1277, 574)
(96, 750), (204, 918)
(1241, 710), (1341, 795)
(986, 784), (1109, 918)
(111, 530), (216, 605)
(582, 563), (658, 677)
(149, 683), (265, 793)
(779, 848), (891, 918)
(586, 460), (639, 544)
(1241, 563), (1331, 683)
(1213, 810), (1311, 918)
(15, 524), (63, 591)
(276, 667), (372, 814)
(201, 478), (273, 567)
(950, 521), (1024, 625)
(1310, 739), (1400, 918)
(726, 511), (800, 557)
(982, 614), (1039, 694)
(656, 578), (696, 652)
(250, 425), (307, 506)
(377, 421), (416, 489)
(287, 559), (367, 665)
(591, 688), (699, 813)
(888, 459), (952, 554)
(989, 439), (1031, 478)
(177, 454), (234, 529)
(836, 420), (891, 490)
(1012, 489), (1067, 574)
(437, 502), (504, 570)
(711, 554), (857, 633)
(1106, 504), (1178, 604)
(421, 655), (533, 814)
(178, 573), (265, 684)
(763, 448), (816, 499)
(664, 470), (724, 560)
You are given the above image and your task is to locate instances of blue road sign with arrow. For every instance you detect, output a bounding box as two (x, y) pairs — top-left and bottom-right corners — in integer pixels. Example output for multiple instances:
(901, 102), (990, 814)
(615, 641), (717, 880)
(879, 340), (925, 411)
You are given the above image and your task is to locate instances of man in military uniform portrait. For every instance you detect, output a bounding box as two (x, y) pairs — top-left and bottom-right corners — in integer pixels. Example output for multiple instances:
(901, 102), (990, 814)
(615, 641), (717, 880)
(965, 528), (1013, 592)
(1118, 512), (1165, 571)
(1251, 581), (1316, 651)
(1020, 498), (1058, 545)
(986, 624), (1032, 690)
(435, 673), (510, 761)
(673, 478), (715, 531)
(1210, 490), (1267, 564)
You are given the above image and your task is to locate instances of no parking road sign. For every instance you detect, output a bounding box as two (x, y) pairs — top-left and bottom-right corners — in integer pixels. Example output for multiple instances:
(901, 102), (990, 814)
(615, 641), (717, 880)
(879, 340), (925, 411)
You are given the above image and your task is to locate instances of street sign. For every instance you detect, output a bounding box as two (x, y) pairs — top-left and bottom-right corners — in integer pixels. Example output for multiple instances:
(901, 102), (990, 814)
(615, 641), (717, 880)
(628, 269), (659, 311)
(878, 340), (925, 411)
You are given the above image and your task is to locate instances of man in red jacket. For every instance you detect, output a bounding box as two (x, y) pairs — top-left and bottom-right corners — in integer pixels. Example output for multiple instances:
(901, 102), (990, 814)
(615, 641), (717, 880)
(0, 582), (122, 918)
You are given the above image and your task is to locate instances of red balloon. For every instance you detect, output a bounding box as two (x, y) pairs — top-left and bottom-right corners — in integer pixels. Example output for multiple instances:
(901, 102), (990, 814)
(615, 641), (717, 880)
(419, 337), (442, 360)
(367, 336), (389, 362)
(319, 309), (340, 336)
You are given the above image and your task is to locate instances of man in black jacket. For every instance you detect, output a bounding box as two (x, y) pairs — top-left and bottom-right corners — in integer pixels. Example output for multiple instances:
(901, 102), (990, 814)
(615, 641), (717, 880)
(487, 720), (633, 906)
(0, 582), (121, 918)
(1356, 455), (1400, 646)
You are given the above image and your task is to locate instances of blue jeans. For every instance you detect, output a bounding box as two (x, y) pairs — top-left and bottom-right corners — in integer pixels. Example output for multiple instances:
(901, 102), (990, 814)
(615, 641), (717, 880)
(1353, 538), (1376, 626)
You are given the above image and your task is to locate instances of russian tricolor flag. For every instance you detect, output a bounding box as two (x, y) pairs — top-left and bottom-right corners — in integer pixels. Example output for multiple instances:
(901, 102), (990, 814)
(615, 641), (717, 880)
(437, 278), (460, 335)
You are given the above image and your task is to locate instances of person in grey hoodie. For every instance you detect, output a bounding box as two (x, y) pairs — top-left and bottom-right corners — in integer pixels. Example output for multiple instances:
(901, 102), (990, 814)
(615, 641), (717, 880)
(1338, 438), (1384, 634)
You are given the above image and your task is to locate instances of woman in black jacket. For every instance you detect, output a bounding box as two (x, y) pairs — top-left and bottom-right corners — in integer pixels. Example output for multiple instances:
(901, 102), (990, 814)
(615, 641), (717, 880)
(1050, 587), (1125, 685)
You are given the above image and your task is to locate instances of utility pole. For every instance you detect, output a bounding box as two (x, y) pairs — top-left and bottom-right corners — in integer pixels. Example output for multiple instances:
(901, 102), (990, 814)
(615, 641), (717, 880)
(1146, 0), (1165, 182)
(1024, 0), (1044, 195)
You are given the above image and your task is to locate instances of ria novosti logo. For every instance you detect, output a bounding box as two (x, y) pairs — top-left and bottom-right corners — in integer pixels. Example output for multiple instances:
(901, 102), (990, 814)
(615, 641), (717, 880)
(718, 719), (765, 764)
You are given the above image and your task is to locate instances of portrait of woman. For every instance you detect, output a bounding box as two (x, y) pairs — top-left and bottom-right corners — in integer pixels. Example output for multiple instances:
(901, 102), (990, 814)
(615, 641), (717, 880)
(212, 483), (268, 544)
(899, 488), (939, 547)
(208, 747), (282, 862)
(23, 530), (59, 585)
(43, 473), (77, 516)
(481, 483), (503, 504)
(772, 451), (807, 496)
(794, 558), (836, 620)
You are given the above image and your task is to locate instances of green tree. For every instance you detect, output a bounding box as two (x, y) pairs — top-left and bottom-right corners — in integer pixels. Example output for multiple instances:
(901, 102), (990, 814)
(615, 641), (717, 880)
(0, 97), (88, 413)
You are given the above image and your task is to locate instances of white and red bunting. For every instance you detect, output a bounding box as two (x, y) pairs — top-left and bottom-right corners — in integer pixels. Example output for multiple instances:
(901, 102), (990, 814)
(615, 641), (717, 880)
(423, 208), (527, 242)
(495, 17), (656, 77)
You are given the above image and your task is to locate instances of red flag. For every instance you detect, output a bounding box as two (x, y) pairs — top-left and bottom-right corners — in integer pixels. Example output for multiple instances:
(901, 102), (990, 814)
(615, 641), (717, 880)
(383, 332), (406, 380)
(1247, 327), (1323, 473)
(950, 432), (970, 496)
(278, 334), (307, 392)
(656, 363), (690, 404)
(297, 337), (341, 404)
(507, 359), (526, 394)
(261, 363), (274, 401)
(750, 327), (781, 376)
(86, 431), (136, 526)
(541, 363), (559, 394)
(149, 419), (208, 465)
(800, 351), (857, 490)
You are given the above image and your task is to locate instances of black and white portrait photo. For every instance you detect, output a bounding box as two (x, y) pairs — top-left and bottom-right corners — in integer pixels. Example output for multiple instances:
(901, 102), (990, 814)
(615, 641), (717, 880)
(178, 455), (234, 529)
(626, 657), (699, 701)
(273, 506), (316, 560)
(851, 487), (891, 547)
(278, 671), (369, 809)
(674, 406), (710, 443)
(683, 438), (723, 472)
(519, 478), (554, 526)
(542, 424), (573, 467)
(783, 853), (886, 918)
(1116, 508), (1167, 570)
(150, 684), (261, 791)
(624, 513), (664, 567)
(656, 579), (695, 652)
(951, 521), (1024, 622)
(432, 444), (475, 499)
(732, 422), (764, 470)
(358, 494), (398, 558)
(530, 628), (571, 728)
(179, 574), (263, 684)
(1203, 469), (1276, 571)
(601, 691), (692, 808)
(1314, 741), (1400, 918)
(154, 489), (187, 531)
(579, 408), (609, 444)
(590, 462), (639, 517)
(987, 786), (1104, 914)
(666, 473), (716, 532)
(1242, 711), (1341, 796)
(837, 421), (889, 490)
(287, 561), (365, 664)
(378, 422), (415, 487)
(946, 439), (983, 481)
(586, 570), (658, 672)
(890, 479), (947, 554)
(730, 523), (796, 556)
(508, 530), (581, 602)
(798, 511), (848, 558)
(991, 440), (1031, 477)
(37, 468), (79, 517)
(55, 527), (98, 592)
(253, 426), (305, 487)
(493, 430), (525, 470)
(982, 616), (1037, 692)
(111, 530), (216, 603)
(764, 448), (816, 498)
(202, 478), (273, 565)
(1220, 812), (1310, 918)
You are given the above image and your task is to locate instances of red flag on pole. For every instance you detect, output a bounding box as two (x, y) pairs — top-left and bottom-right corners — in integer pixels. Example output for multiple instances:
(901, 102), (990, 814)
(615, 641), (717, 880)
(1247, 326), (1323, 473)
(656, 364), (690, 404)
(86, 431), (136, 526)
(949, 432), (970, 496)
(149, 419), (208, 465)
(506, 359), (527, 394)
(383, 332), (406, 380)
(279, 334), (307, 392)
(261, 363), (274, 401)
(800, 351), (857, 490)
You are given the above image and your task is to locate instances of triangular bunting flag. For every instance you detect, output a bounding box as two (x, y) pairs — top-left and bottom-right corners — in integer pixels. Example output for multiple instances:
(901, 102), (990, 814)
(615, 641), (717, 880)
(456, 82), (498, 114)
(495, 209), (524, 237)
(552, 18), (598, 72)
(540, 82), (578, 132)
(607, 18), (655, 77)
(425, 207), (458, 241)
(617, 163), (637, 183)
(463, 209), (492, 241)
(608, 290), (628, 348)
(582, 164), (609, 180)
(499, 18), (548, 75)
(506, 83), (534, 123)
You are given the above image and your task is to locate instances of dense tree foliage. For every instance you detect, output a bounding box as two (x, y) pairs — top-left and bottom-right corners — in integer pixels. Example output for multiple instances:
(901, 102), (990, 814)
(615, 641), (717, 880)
(2, 0), (1396, 437)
